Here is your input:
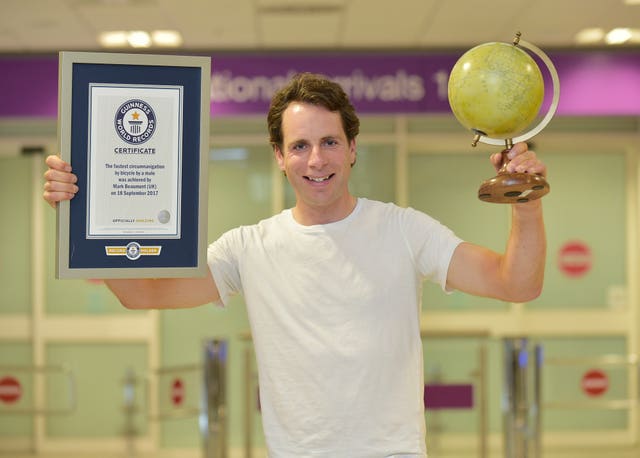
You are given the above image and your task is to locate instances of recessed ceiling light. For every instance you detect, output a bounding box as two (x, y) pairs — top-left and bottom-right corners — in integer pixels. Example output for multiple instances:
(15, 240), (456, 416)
(575, 28), (605, 45)
(99, 31), (128, 47)
(151, 30), (183, 47)
(127, 31), (152, 48)
(605, 28), (632, 44)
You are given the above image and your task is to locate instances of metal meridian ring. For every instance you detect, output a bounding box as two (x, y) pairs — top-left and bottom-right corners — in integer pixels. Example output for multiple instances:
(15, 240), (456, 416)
(478, 39), (561, 147)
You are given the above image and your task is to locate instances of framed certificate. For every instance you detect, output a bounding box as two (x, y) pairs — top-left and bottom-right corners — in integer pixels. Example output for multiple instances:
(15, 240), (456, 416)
(56, 52), (211, 279)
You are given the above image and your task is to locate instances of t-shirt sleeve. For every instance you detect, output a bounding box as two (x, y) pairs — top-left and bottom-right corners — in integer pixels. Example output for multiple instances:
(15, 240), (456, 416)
(207, 229), (243, 307)
(401, 207), (463, 292)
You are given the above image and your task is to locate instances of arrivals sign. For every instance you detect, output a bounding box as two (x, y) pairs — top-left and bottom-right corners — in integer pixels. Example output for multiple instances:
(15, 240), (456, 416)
(1, 51), (640, 118)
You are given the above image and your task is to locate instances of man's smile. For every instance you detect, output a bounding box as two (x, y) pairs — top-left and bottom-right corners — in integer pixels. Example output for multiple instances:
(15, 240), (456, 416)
(305, 173), (334, 182)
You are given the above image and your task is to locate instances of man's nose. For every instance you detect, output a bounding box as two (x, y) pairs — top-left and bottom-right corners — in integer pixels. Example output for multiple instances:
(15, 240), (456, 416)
(308, 145), (327, 167)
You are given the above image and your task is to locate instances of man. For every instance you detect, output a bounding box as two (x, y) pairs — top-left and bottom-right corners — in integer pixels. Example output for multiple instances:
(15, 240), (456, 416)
(44, 72), (546, 457)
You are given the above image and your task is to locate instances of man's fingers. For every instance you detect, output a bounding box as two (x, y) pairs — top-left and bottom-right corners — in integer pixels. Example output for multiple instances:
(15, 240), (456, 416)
(43, 179), (78, 194)
(43, 155), (76, 207)
(43, 168), (77, 184)
(505, 154), (547, 177)
(43, 190), (75, 207)
(45, 154), (72, 172)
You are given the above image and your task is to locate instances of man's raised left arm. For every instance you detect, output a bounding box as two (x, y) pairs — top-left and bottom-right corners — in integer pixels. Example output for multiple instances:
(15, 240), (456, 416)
(445, 142), (547, 302)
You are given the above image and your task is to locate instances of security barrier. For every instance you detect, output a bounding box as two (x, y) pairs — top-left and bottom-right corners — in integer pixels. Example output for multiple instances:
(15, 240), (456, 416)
(0, 364), (76, 415)
(543, 353), (638, 411)
(121, 339), (229, 458)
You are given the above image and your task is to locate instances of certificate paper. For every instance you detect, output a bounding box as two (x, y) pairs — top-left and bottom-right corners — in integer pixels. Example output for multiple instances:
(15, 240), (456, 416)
(88, 84), (182, 238)
(56, 52), (210, 279)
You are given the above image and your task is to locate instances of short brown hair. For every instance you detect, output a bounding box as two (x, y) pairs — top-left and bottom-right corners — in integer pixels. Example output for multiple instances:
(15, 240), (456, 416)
(267, 72), (360, 150)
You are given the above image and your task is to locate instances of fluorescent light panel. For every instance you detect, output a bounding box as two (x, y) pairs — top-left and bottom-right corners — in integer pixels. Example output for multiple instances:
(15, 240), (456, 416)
(575, 27), (640, 45)
(99, 30), (183, 48)
(152, 30), (183, 46)
(575, 28), (605, 44)
(99, 31), (127, 47)
(127, 30), (151, 48)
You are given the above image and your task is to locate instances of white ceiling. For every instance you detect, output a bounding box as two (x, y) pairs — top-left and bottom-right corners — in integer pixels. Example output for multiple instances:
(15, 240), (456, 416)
(1, 0), (639, 54)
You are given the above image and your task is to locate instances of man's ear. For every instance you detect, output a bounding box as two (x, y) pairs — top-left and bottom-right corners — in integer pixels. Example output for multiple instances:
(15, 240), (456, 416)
(273, 145), (285, 171)
(349, 139), (357, 167)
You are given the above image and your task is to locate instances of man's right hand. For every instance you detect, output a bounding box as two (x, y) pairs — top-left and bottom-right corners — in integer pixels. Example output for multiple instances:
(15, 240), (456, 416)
(43, 155), (79, 208)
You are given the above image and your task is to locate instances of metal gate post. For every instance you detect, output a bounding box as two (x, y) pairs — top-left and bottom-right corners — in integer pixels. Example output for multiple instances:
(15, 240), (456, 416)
(532, 344), (543, 458)
(503, 337), (530, 458)
(201, 339), (228, 458)
(502, 337), (545, 458)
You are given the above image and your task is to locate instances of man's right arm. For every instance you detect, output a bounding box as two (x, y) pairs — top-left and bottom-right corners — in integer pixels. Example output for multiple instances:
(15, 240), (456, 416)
(105, 276), (221, 310)
(43, 154), (221, 310)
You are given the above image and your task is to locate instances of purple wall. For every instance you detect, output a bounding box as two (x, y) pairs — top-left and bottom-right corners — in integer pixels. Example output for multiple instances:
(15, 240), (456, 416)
(1, 51), (639, 118)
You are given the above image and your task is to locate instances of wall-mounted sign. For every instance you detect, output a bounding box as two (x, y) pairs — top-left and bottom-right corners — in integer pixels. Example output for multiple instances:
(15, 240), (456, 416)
(0, 376), (22, 404)
(581, 369), (609, 397)
(558, 240), (592, 278)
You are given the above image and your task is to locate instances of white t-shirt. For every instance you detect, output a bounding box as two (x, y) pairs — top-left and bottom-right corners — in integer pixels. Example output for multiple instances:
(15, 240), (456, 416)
(208, 198), (463, 457)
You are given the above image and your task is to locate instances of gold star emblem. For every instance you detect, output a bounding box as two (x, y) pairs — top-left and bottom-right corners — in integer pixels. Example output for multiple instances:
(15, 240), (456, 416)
(131, 111), (140, 120)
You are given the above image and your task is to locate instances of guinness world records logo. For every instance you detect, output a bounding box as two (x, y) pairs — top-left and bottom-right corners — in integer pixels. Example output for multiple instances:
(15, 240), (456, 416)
(115, 99), (156, 144)
(125, 242), (141, 260)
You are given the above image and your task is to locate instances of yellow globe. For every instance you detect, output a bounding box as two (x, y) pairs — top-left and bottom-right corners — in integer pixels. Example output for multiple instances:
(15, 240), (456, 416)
(448, 42), (544, 139)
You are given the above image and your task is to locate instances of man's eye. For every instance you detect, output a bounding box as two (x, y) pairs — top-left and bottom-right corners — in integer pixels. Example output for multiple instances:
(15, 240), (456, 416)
(324, 139), (338, 147)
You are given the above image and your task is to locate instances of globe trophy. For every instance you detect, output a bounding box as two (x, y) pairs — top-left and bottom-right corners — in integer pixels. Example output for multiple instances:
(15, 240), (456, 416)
(447, 32), (560, 203)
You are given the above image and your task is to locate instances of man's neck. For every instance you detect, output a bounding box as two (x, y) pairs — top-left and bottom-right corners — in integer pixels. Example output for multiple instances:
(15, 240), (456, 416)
(292, 195), (357, 226)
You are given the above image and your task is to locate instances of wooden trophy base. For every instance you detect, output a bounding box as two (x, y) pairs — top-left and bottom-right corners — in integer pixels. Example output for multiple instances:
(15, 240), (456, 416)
(478, 172), (549, 203)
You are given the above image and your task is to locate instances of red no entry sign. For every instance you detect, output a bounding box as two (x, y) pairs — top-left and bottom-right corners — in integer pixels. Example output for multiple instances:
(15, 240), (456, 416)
(558, 240), (592, 278)
(171, 378), (184, 406)
(581, 369), (609, 397)
(0, 376), (22, 404)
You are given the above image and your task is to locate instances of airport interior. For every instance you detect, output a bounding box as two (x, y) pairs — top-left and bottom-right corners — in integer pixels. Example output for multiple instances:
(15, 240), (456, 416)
(1, 0), (640, 457)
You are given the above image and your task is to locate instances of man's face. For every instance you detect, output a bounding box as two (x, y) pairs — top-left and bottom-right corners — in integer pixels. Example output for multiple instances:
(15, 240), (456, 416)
(274, 102), (356, 223)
